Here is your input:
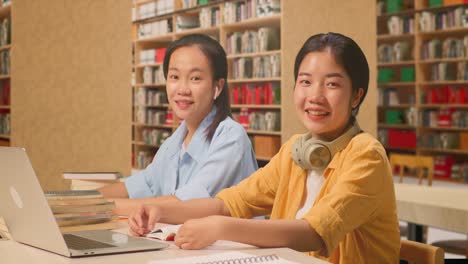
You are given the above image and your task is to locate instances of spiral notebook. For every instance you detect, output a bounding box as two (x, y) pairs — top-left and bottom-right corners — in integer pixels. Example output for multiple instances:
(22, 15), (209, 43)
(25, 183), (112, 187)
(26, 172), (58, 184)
(149, 251), (299, 264)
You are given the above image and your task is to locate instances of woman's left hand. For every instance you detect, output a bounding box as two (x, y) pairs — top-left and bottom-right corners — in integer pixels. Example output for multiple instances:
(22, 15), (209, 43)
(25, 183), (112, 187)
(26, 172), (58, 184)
(174, 215), (225, 249)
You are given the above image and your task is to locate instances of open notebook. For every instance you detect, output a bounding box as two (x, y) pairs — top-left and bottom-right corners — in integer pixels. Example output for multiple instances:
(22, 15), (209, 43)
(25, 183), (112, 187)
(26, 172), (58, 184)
(149, 251), (299, 264)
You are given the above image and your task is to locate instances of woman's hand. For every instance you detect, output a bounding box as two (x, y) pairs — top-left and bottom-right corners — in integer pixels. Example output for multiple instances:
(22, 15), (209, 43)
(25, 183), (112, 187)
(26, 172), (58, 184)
(128, 204), (161, 236)
(175, 215), (226, 249)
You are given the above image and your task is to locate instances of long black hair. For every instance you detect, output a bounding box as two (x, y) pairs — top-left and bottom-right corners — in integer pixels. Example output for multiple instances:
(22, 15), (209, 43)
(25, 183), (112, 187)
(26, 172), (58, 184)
(294, 32), (369, 118)
(163, 34), (230, 141)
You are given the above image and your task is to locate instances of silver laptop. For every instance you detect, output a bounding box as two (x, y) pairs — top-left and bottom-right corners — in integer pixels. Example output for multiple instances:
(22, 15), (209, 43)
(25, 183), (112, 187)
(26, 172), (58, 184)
(0, 147), (168, 257)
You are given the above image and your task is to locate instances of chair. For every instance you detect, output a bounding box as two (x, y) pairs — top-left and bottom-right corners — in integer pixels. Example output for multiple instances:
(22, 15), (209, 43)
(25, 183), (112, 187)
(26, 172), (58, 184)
(400, 240), (444, 264)
(389, 154), (434, 186)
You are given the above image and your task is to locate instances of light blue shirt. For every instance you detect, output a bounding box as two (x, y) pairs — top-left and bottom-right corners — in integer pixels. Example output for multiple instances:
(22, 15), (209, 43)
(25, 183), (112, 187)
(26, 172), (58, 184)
(125, 107), (258, 200)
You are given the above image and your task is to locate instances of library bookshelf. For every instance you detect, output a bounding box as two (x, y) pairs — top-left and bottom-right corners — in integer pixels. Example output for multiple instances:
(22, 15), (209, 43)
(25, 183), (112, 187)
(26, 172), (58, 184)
(376, 0), (468, 184)
(131, 0), (282, 170)
(0, 1), (10, 147)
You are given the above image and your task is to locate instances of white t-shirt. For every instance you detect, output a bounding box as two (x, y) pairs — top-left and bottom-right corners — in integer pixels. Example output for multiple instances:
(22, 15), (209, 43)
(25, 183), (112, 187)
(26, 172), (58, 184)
(295, 169), (325, 219)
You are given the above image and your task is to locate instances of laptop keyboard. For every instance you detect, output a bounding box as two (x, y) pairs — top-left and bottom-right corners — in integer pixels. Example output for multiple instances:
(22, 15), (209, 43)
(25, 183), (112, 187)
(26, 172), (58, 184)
(63, 234), (116, 250)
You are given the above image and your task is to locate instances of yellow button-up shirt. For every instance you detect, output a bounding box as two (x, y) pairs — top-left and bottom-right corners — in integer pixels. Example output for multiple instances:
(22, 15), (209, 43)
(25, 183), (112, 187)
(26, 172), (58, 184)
(217, 133), (400, 263)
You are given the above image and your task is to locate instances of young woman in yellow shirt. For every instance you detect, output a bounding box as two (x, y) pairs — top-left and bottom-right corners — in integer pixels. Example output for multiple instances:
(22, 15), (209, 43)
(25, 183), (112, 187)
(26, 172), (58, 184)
(128, 32), (400, 263)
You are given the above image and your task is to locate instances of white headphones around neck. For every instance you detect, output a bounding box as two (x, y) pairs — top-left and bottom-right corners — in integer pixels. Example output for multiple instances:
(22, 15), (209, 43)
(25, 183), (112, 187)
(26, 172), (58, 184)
(292, 122), (361, 170)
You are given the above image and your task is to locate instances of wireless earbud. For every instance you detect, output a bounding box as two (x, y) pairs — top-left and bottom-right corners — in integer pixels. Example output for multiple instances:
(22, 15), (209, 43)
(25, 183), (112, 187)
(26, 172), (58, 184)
(214, 86), (219, 100)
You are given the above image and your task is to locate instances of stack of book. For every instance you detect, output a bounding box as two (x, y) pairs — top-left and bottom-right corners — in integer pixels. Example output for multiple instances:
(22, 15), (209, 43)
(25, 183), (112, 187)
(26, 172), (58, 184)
(63, 172), (122, 191)
(45, 190), (118, 233)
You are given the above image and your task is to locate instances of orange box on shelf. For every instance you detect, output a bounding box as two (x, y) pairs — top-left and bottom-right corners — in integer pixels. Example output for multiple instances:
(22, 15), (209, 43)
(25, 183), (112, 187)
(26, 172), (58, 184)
(460, 133), (468, 150)
(254, 136), (281, 158)
(443, 0), (468, 5)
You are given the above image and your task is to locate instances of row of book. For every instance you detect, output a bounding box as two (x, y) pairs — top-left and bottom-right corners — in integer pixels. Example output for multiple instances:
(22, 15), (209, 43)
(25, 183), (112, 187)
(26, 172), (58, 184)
(134, 150), (155, 169)
(383, 108), (418, 126)
(233, 108), (280, 131)
(224, 0), (254, 24)
(386, 16), (414, 35)
(433, 156), (468, 180)
(377, 41), (412, 63)
(176, 15), (200, 32)
(136, 108), (171, 126)
(419, 7), (467, 32)
(378, 67), (415, 83)
(199, 6), (221, 28)
(422, 86), (468, 104)
(430, 61), (468, 81)
(256, 0), (281, 18)
(378, 88), (415, 106)
(226, 27), (280, 55)
(0, 49), (9, 75)
(139, 48), (166, 65)
(421, 36), (468, 60)
(135, 89), (168, 106)
(421, 131), (468, 150)
(138, 19), (172, 39)
(142, 66), (165, 85)
(0, 111), (9, 135)
(421, 109), (467, 128)
(0, 17), (10, 47)
(231, 82), (280, 105)
(378, 129), (416, 149)
(376, 0), (413, 15)
(136, 0), (174, 20)
(181, 0), (208, 9)
(231, 54), (280, 79)
(139, 128), (171, 146)
(0, 80), (9, 105)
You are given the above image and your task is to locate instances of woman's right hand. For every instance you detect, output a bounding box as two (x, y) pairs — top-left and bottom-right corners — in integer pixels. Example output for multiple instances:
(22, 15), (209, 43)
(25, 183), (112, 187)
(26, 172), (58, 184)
(128, 204), (161, 236)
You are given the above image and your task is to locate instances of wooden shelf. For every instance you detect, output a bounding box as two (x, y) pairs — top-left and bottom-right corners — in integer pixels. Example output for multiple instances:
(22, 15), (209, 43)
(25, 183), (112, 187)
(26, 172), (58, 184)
(419, 148), (468, 155)
(0, 105), (10, 109)
(231, 104), (281, 109)
(132, 123), (174, 129)
(377, 33), (414, 41)
(378, 61), (415, 67)
(222, 15), (281, 30)
(175, 26), (219, 37)
(136, 33), (174, 43)
(384, 146), (416, 152)
(0, 134), (10, 139)
(135, 83), (166, 88)
(378, 104), (413, 109)
(419, 27), (468, 38)
(0, 4), (10, 19)
(132, 141), (161, 148)
(419, 104), (468, 109)
(0, 44), (10, 51)
(135, 62), (163, 68)
(420, 57), (468, 64)
(246, 130), (281, 136)
(420, 80), (468, 86)
(378, 82), (415, 87)
(227, 50), (281, 59)
(0, 75), (10, 80)
(378, 123), (416, 129)
(228, 77), (281, 83)
(134, 104), (169, 108)
(419, 126), (468, 132)
(377, 9), (415, 19)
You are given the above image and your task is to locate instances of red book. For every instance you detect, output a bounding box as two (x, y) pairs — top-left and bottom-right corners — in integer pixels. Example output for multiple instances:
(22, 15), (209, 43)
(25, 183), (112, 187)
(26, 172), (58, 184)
(264, 82), (273, 104)
(254, 86), (262, 105)
(156, 48), (166, 63)
(231, 86), (240, 104)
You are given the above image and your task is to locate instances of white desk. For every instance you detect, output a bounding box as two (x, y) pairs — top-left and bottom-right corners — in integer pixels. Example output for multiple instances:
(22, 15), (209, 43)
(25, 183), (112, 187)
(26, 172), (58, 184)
(395, 183), (468, 235)
(0, 221), (330, 264)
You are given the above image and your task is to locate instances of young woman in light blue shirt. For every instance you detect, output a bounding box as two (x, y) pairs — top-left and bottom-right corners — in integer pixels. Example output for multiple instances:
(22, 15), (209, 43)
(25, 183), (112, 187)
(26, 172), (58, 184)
(99, 34), (258, 215)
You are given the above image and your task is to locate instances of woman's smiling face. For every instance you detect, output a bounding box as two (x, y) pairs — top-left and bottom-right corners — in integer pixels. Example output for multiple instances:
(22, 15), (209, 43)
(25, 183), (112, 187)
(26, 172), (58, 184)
(294, 50), (362, 141)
